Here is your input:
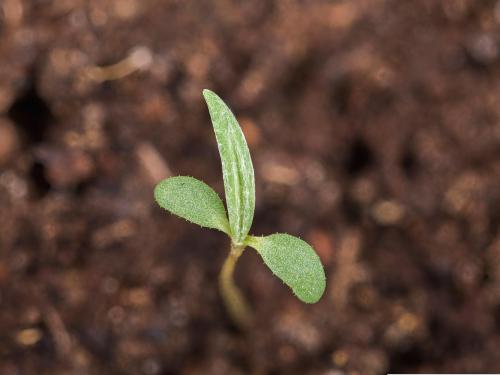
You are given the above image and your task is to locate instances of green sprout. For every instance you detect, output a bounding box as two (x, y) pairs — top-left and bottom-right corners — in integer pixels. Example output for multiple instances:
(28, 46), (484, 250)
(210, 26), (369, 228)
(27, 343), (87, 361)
(154, 90), (326, 327)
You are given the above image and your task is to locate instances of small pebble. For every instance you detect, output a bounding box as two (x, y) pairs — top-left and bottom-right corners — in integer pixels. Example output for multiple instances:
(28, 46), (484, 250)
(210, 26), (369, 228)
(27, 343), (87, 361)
(15, 328), (42, 346)
(261, 162), (300, 185)
(332, 350), (348, 367)
(127, 288), (151, 307)
(240, 117), (261, 146)
(371, 200), (405, 225)
(397, 312), (419, 333)
(467, 34), (499, 65)
(113, 0), (139, 20)
(0, 170), (28, 199)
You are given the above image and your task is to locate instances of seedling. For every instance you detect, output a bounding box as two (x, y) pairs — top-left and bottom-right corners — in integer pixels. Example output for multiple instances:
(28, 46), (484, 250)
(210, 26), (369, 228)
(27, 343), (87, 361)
(154, 90), (326, 327)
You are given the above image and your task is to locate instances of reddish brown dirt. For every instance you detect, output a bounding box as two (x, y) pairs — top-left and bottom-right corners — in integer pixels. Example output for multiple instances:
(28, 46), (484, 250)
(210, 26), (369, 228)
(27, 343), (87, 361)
(1, 1), (500, 374)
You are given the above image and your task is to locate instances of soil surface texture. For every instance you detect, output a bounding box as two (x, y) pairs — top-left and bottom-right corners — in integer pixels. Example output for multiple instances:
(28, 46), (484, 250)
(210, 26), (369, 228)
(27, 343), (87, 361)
(1, 1), (500, 374)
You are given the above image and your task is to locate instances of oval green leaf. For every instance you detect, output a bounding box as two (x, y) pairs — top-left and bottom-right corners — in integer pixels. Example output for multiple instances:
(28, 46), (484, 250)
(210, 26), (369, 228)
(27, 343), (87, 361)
(154, 176), (230, 234)
(246, 233), (326, 303)
(203, 89), (255, 244)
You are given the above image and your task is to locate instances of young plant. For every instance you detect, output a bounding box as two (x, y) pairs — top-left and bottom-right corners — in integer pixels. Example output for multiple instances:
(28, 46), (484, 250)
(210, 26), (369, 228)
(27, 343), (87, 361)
(154, 90), (326, 327)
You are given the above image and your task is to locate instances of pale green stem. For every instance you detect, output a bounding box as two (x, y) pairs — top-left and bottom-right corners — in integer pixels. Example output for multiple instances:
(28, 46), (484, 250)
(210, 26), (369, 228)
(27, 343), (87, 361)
(219, 242), (253, 328)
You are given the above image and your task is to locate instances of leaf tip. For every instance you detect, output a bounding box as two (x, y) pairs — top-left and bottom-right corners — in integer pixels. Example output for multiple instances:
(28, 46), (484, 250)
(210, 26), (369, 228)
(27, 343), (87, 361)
(202, 89), (216, 101)
(298, 276), (326, 304)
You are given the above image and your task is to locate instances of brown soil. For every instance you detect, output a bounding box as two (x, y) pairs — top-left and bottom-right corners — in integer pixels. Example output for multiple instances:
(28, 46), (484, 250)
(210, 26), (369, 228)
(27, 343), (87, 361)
(1, 1), (500, 374)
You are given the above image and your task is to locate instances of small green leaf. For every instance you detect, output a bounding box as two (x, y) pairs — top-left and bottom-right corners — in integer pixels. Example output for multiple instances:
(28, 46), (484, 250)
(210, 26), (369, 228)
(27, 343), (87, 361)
(246, 234), (326, 303)
(154, 176), (230, 234)
(203, 89), (255, 244)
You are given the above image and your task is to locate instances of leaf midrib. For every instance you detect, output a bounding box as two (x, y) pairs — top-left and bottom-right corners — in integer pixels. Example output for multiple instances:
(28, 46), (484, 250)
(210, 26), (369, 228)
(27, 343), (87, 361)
(223, 109), (245, 242)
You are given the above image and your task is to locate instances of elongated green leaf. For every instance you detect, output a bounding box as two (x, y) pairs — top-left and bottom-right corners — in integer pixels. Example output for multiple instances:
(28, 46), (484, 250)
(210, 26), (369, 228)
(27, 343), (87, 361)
(203, 89), (255, 244)
(154, 176), (230, 234)
(246, 234), (326, 303)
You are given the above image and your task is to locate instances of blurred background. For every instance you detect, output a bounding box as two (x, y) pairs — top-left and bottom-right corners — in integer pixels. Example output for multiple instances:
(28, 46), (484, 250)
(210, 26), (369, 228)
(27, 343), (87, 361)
(1, 0), (500, 374)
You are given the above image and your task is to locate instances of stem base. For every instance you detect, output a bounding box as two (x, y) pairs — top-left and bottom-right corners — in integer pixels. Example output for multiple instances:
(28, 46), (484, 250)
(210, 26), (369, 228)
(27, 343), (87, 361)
(219, 243), (253, 328)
